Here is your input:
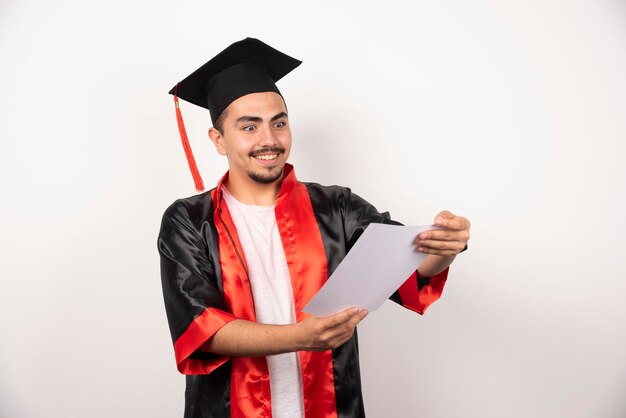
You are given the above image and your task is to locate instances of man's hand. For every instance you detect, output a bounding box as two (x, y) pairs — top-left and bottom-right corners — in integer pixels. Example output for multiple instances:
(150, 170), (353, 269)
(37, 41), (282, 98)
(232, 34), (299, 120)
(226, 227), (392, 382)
(416, 210), (471, 256)
(295, 307), (368, 352)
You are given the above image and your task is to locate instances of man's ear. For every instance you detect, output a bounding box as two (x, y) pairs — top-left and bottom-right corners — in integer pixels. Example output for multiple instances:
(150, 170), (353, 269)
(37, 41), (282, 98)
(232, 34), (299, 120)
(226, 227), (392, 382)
(208, 127), (227, 156)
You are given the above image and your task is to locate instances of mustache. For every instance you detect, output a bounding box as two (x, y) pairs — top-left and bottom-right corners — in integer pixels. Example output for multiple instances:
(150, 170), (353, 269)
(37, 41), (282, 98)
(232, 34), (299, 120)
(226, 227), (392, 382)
(249, 146), (286, 157)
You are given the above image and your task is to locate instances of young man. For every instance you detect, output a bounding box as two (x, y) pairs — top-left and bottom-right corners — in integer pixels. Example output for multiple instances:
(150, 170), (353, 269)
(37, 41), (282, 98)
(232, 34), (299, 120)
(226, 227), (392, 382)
(158, 38), (470, 418)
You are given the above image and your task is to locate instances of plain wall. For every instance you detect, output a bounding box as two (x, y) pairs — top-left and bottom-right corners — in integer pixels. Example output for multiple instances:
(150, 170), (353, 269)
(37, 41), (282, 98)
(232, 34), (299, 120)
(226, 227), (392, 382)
(1, 0), (625, 417)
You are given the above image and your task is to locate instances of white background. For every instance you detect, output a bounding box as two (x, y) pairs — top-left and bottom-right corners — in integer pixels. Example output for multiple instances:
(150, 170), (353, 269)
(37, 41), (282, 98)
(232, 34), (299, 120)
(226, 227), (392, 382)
(1, 1), (625, 417)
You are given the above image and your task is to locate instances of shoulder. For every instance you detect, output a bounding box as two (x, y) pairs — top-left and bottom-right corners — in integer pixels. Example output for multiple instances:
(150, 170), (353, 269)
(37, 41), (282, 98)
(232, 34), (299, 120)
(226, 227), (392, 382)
(302, 181), (375, 210)
(301, 181), (351, 204)
(303, 181), (393, 229)
(160, 189), (216, 233)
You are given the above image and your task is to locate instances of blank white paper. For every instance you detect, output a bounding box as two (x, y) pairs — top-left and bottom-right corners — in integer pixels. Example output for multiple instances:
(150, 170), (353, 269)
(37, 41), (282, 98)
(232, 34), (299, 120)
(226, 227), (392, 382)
(303, 223), (442, 316)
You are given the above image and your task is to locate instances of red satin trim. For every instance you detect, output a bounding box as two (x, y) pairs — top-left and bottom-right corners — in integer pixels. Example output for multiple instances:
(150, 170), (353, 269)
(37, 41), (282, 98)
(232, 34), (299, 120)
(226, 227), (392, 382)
(208, 166), (338, 417)
(397, 267), (449, 315)
(276, 179), (338, 418)
(211, 186), (255, 321)
(174, 307), (237, 374)
(211, 187), (271, 418)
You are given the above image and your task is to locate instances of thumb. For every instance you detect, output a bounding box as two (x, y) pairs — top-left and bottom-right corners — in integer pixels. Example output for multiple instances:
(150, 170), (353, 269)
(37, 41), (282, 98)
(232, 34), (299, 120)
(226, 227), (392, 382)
(435, 210), (454, 223)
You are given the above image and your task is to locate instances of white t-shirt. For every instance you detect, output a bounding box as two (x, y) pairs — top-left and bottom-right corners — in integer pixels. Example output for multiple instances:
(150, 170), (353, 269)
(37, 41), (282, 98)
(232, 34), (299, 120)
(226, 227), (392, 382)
(222, 186), (305, 418)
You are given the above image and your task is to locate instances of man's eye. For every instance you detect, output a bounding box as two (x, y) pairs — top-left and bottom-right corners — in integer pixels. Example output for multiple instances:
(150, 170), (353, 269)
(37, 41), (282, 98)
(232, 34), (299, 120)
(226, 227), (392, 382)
(274, 121), (286, 128)
(243, 125), (256, 132)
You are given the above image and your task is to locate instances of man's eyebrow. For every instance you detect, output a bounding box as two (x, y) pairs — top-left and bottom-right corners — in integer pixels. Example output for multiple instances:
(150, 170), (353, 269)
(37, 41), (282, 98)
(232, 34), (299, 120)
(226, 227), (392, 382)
(235, 115), (263, 124)
(270, 112), (288, 122)
(235, 112), (288, 124)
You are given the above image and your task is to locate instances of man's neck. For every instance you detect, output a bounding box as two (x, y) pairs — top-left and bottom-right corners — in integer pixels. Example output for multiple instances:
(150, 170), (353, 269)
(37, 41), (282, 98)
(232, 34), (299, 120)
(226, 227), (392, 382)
(223, 171), (283, 206)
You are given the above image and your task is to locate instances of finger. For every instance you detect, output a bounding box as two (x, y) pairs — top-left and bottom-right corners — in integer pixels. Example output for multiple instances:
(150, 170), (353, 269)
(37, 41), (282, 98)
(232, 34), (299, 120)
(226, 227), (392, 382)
(417, 239), (466, 252)
(325, 307), (361, 329)
(417, 240), (456, 251)
(433, 210), (454, 226)
(330, 310), (368, 346)
(332, 307), (360, 319)
(417, 229), (454, 241)
(351, 309), (368, 325)
(435, 210), (455, 220)
(433, 216), (468, 230)
(415, 228), (439, 241)
(326, 308), (367, 335)
(417, 229), (469, 242)
(417, 248), (462, 256)
(416, 245), (464, 256)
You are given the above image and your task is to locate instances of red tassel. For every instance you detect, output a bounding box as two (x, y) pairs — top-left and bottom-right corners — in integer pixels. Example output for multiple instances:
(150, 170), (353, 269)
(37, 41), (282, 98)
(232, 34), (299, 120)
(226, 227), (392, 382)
(173, 88), (204, 192)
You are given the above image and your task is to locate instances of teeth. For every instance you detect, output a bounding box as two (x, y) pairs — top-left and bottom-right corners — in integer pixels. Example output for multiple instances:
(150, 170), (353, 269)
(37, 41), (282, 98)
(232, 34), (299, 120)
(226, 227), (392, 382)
(255, 154), (277, 160)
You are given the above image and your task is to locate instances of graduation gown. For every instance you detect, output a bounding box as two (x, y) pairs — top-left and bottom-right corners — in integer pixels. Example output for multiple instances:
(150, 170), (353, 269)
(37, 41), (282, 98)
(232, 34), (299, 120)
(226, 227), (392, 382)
(158, 164), (449, 418)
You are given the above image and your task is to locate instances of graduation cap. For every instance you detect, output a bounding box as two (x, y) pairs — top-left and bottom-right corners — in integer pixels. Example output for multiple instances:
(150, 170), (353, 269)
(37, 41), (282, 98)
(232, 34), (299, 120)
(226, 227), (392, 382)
(169, 37), (302, 192)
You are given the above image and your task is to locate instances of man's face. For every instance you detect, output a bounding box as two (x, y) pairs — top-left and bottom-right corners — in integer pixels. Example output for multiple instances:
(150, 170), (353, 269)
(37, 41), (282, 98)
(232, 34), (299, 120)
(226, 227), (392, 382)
(210, 91), (292, 185)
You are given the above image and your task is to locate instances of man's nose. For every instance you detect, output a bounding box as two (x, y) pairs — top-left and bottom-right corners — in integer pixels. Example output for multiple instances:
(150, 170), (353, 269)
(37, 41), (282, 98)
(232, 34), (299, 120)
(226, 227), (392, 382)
(257, 125), (276, 146)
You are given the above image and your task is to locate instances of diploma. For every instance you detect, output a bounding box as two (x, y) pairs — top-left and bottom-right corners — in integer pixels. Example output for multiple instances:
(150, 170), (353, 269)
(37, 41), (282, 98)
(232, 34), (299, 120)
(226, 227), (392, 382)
(303, 223), (441, 316)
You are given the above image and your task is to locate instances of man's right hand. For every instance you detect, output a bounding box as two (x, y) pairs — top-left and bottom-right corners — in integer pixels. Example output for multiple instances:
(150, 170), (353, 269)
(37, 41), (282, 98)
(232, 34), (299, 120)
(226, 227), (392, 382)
(294, 307), (369, 351)
(200, 307), (368, 356)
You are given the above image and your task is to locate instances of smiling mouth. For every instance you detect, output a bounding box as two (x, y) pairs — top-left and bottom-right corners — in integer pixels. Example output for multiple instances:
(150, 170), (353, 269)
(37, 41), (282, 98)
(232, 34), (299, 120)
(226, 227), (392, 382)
(253, 154), (278, 161)
(251, 146), (284, 162)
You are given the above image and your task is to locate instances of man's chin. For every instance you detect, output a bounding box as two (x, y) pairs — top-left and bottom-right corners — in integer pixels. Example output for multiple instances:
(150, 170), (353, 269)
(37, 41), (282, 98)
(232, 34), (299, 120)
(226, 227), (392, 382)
(247, 166), (284, 185)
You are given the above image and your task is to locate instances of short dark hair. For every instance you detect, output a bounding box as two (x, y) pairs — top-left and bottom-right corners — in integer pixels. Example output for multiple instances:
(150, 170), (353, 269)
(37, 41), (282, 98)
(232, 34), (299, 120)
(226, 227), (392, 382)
(214, 109), (228, 136)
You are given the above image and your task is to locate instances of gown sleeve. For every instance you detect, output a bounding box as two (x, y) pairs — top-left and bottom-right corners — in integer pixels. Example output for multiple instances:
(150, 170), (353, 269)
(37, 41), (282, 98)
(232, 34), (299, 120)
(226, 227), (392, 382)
(158, 199), (237, 375)
(341, 188), (449, 315)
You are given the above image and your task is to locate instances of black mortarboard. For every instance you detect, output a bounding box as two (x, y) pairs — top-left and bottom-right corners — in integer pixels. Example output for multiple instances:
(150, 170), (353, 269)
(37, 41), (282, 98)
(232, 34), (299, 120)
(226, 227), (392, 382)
(168, 37), (302, 192)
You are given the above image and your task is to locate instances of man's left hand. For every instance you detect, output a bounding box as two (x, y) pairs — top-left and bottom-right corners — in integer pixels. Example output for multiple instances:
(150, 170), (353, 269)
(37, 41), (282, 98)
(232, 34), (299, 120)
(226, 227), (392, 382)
(415, 210), (470, 256)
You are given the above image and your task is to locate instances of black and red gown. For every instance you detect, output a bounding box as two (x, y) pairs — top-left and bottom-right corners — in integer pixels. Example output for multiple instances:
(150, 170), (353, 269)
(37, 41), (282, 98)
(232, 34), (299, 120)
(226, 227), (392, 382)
(158, 163), (449, 418)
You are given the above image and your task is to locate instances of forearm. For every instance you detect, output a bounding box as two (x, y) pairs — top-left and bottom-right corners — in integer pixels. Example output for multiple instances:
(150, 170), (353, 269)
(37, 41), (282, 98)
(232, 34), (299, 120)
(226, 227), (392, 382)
(199, 307), (368, 357)
(199, 319), (303, 357)
(418, 254), (455, 277)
